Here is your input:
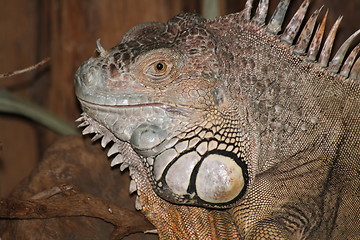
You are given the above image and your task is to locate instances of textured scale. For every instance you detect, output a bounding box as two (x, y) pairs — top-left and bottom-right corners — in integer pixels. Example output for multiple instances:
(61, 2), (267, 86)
(74, 0), (359, 239)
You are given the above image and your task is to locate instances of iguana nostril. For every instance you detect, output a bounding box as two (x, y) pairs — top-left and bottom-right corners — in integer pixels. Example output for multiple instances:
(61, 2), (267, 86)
(77, 61), (100, 86)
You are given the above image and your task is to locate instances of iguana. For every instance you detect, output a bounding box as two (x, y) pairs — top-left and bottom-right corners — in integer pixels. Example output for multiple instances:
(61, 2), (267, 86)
(74, 0), (360, 239)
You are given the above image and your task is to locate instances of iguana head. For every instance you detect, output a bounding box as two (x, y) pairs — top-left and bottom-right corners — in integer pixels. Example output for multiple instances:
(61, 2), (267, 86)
(75, 13), (249, 208)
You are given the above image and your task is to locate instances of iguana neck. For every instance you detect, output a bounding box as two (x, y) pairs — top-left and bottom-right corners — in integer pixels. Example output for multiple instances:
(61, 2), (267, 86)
(210, 21), (349, 172)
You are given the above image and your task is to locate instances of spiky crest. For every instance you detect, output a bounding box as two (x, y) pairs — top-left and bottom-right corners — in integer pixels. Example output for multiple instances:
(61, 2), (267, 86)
(230, 0), (360, 81)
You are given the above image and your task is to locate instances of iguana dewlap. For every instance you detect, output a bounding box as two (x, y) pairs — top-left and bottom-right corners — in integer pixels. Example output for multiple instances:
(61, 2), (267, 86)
(74, 0), (360, 239)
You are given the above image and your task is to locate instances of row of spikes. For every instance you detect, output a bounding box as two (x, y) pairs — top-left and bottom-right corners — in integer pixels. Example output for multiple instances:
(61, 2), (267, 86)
(239, 0), (360, 80)
(76, 113), (143, 210)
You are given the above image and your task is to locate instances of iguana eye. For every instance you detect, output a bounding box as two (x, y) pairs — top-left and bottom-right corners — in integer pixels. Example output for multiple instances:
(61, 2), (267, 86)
(145, 60), (172, 79)
(136, 49), (182, 87)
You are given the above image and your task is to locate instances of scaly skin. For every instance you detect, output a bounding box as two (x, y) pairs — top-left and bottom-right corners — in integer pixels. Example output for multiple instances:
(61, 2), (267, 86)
(75, 0), (359, 239)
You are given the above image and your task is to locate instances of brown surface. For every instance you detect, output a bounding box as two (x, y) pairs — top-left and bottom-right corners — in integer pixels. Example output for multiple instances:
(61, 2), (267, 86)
(0, 136), (157, 240)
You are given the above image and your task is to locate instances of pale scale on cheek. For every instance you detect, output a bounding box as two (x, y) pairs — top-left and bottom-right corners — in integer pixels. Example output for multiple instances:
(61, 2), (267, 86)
(196, 141), (208, 155)
(208, 140), (218, 151)
(165, 151), (201, 195)
(196, 154), (244, 203)
(175, 140), (189, 153)
(154, 148), (178, 180)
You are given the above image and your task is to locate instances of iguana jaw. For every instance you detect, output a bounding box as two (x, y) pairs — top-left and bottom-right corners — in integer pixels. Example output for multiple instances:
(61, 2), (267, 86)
(75, 63), (251, 209)
(77, 109), (249, 209)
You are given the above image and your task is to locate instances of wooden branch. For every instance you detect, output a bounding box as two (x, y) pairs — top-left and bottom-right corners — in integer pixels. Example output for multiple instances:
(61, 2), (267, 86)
(0, 57), (50, 79)
(0, 185), (154, 239)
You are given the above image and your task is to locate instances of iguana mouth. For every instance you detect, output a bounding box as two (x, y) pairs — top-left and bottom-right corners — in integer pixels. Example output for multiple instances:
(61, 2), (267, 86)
(78, 97), (196, 116)
(78, 97), (166, 108)
(78, 98), (183, 111)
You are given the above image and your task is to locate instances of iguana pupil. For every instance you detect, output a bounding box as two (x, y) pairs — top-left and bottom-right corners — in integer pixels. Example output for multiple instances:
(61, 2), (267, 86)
(156, 62), (164, 71)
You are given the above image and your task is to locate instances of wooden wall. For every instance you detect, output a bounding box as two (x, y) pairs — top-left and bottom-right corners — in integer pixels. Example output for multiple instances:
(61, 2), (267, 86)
(0, 0), (199, 197)
(0, 0), (358, 197)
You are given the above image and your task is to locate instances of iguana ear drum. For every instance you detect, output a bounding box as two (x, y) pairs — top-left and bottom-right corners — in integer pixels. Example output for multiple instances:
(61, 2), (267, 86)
(155, 148), (248, 207)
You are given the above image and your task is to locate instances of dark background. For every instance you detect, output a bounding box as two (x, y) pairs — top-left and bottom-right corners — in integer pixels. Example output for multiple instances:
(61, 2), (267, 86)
(0, 0), (359, 198)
